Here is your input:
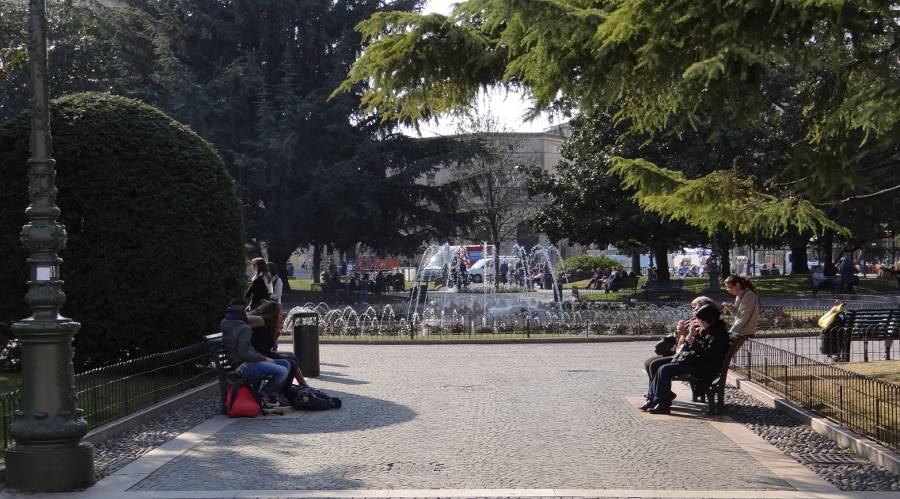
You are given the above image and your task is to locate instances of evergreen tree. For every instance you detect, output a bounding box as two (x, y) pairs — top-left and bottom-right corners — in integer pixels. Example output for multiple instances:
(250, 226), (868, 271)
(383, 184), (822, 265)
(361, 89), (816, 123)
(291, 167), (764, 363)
(337, 1), (900, 238)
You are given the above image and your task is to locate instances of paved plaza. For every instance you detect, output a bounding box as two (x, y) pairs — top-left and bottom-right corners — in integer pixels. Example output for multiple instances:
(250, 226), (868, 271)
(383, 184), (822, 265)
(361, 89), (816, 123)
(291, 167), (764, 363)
(9, 342), (900, 498)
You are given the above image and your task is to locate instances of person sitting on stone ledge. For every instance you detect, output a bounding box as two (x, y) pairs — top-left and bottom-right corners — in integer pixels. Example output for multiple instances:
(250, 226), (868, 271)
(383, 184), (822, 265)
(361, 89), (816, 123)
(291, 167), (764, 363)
(221, 297), (291, 409)
(641, 304), (729, 414)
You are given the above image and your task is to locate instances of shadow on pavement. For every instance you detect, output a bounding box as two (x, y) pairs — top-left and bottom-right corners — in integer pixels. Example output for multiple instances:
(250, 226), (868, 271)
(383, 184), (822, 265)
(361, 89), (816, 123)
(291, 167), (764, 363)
(261, 389), (416, 433)
(315, 371), (370, 385)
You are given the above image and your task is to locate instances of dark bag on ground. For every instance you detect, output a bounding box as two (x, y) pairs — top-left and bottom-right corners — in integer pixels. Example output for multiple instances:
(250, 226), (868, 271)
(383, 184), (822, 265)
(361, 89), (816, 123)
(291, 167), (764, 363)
(285, 385), (342, 410)
(654, 335), (677, 356)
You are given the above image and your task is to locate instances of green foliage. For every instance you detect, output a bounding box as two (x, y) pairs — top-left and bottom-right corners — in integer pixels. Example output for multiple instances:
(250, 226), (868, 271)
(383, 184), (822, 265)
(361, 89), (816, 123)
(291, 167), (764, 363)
(0, 0), (173, 123)
(527, 110), (707, 277)
(1, 0), (474, 277)
(0, 93), (245, 368)
(0, 47), (26, 79)
(608, 158), (849, 238)
(340, 0), (900, 238)
(560, 254), (621, 281)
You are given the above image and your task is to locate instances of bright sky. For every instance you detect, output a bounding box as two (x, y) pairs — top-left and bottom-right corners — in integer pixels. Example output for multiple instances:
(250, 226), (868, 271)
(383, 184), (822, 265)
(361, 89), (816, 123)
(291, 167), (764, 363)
(398, 0), (561, 137)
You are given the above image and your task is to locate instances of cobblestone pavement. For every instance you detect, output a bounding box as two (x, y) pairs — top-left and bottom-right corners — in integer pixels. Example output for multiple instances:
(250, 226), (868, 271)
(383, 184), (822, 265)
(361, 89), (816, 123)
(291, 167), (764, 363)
(131, 342), (795, 492)
(724, 388), (900, 491)
(93, 391), (221, 479)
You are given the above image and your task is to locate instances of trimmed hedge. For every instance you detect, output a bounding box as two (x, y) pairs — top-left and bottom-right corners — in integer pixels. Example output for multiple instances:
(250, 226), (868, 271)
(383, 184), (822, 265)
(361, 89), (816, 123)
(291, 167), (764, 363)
(560, 254), (624, 281)
(0, 93), (246, 368)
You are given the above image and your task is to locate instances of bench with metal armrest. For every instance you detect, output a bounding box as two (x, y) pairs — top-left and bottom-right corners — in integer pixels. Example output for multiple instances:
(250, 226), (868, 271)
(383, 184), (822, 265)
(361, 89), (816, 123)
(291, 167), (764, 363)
(672, 336), (750, 415)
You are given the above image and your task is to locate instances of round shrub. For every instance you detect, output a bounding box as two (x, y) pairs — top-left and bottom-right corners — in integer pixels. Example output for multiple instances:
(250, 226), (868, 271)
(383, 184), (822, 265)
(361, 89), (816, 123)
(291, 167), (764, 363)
(0, 92), (246, 368)
(559, 254), (624, 281)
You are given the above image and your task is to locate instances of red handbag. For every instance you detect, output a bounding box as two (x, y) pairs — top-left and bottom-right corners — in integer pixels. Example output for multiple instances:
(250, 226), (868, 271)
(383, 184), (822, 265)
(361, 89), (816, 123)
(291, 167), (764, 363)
(226, 385), (261, 418)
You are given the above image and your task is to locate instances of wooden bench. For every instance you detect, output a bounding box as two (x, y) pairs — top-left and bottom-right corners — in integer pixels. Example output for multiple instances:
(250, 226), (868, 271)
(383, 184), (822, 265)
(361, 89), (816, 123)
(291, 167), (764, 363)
(674, 336), (750, 415)
(642, 279), (684, 300)
(825, 308), (900, 361)
(608, 275), (640, 292)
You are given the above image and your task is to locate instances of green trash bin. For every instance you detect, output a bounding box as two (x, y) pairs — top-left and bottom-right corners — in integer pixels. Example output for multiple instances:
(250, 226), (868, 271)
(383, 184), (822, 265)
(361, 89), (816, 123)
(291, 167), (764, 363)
(292, 312), (320, 377)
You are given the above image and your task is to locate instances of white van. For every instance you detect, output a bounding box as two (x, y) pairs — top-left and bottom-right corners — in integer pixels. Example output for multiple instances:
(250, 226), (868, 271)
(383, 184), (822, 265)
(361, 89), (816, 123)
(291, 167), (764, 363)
(468, 256), (520, 283)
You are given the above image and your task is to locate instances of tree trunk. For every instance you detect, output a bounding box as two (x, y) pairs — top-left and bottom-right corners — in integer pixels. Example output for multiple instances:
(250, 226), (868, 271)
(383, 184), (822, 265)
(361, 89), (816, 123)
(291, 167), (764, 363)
(312, 244), (323, 284)
(653, 246), (670, 281)
(631, 252), (641, 275)
(492, 236), (501, 292)
(714, 233), (732, 277)
(790, 241), (810, 274)
(267, 243), (293, 292)
(822, 229), (836, 276)
(720, 247), (731, 277)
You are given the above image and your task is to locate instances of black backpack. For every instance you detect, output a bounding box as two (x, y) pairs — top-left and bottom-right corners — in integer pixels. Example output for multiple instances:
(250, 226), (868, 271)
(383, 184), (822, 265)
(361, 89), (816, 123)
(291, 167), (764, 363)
(285, 385), (342, 410)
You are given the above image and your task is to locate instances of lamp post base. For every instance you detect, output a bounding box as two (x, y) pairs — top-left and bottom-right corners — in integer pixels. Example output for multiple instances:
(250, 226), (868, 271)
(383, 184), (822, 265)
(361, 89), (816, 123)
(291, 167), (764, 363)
(5, 441), (94, 491)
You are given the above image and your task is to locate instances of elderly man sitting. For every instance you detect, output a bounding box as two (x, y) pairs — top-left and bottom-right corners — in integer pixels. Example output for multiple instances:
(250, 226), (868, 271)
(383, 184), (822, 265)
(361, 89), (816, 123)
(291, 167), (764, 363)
(641, 304), (730, 414)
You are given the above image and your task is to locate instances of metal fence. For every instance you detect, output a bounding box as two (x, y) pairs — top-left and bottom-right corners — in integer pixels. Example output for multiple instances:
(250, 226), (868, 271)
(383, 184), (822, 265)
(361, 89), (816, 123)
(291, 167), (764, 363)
(754, 332), (900, 364)
(731, 339), (900, 452)
(0, 341), (215, 458)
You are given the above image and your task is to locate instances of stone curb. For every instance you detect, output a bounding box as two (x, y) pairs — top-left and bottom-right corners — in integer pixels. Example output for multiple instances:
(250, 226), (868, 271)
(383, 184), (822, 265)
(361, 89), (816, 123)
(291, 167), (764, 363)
(729, 373), (900, 475)
(83, 381), (218, 445)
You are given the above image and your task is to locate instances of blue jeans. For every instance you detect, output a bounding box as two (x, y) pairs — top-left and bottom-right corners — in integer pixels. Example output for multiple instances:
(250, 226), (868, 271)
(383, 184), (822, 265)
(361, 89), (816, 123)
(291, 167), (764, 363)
(648, 362), (694, 408)
(242, 360), (290, 395)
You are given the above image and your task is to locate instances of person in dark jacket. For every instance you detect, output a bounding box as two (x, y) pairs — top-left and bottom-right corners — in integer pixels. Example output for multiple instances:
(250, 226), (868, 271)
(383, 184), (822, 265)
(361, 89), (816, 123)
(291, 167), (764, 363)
(641, 304), (730, 414)
(244, 258), (271, 309)
(221, 297), (290, 408)
(643, 296), (717, 384)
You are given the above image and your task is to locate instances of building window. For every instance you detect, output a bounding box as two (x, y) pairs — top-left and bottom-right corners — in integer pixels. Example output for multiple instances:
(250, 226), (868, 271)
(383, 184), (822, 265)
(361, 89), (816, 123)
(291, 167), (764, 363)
(426, 173), (436, 187)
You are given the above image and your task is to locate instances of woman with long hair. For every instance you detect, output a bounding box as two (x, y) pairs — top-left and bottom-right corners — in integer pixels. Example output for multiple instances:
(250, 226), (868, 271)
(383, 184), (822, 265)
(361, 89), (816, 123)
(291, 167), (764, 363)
(245, 257), (271, 309)
(250, 300), (308, 388)
(723, 274), (760, 338)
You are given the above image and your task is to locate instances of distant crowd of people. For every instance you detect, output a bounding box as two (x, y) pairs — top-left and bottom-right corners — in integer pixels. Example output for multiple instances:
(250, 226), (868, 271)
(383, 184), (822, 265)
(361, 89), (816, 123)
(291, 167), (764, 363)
(586, 267), (638, 291)
(321, 260), (405, 303)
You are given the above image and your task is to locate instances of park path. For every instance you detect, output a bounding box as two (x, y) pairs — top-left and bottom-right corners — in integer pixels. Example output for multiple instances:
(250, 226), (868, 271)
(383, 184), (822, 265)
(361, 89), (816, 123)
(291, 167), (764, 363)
(5, 343), (898, 499)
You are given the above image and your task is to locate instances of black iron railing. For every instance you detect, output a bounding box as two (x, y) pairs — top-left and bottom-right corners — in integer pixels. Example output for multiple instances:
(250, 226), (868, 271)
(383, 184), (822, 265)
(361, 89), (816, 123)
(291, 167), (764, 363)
(754, 331), (900, 364)
(0, 341), (216, 459)
(731, 339), (900, 453)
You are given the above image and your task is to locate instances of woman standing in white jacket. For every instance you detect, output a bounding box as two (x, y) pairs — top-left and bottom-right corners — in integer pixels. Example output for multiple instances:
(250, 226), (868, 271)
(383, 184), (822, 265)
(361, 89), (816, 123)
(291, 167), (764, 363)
(267, 262), (284, 304)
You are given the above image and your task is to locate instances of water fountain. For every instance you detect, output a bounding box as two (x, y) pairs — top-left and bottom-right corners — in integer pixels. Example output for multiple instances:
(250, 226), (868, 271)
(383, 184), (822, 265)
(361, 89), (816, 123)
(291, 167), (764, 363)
(282, 242), (691, 339)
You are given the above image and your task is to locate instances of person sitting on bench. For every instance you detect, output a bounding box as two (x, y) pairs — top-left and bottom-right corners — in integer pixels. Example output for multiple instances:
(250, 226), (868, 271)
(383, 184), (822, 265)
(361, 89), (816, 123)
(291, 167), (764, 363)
(641, 304), (729, 414)
(250, 300), (309, 389)
(221, 297), (291, 409)
(643, 296), (718, 385)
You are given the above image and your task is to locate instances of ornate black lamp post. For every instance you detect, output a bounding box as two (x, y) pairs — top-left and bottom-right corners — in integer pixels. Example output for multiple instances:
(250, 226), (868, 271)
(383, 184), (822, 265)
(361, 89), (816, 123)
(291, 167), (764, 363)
(5, 0), (94, 490)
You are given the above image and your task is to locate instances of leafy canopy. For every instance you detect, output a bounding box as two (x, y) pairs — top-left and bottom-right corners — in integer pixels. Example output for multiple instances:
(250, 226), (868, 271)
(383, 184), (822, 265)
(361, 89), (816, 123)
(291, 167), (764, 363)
(338, 0), (900, 237)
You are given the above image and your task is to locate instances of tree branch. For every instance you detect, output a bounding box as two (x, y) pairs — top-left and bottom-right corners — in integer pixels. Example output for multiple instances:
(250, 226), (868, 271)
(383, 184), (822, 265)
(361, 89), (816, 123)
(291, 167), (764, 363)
(818, 182), (900, 206)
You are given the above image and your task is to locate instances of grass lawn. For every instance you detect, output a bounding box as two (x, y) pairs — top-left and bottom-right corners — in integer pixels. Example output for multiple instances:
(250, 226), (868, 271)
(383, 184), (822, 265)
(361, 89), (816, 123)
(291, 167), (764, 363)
(733, 362), (900, 450)
(841, 361), (900, 386)
(0, 372), (21, 394)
